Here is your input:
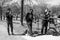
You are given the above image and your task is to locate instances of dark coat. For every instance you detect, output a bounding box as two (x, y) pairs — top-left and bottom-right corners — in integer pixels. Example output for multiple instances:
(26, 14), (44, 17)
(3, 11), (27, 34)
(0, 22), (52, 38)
(6, 12), (13, 23)
(42, 12), (50, 26)
(25, 12), (33, 22)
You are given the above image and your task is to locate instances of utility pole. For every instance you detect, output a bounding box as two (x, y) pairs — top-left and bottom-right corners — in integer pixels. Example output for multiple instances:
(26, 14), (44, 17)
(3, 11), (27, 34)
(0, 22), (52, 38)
(21, 0), (24, 25)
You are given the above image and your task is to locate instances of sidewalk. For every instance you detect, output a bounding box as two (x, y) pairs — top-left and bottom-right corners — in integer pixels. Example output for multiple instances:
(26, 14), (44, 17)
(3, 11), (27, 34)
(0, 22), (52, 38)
(0, 21), (60, 40)
(0, 22), (26, 40)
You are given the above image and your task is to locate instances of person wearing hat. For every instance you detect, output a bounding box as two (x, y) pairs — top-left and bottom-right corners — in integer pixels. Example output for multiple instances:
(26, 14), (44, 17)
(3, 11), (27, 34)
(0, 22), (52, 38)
(6, 8), (14, 35)
(41, 9), (50, 34)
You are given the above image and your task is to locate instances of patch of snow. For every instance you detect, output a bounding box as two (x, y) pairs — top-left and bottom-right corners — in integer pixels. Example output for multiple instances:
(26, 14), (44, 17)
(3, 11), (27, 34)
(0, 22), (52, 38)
(22, 35), (60, 40)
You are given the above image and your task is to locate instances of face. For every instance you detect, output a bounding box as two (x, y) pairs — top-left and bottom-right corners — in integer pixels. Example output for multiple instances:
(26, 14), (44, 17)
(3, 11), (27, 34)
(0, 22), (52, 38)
(30, 9), (33, 13)
(46, 12), (49, 15)
(8, 10), (11, 14)
(7, 10), (10, 12)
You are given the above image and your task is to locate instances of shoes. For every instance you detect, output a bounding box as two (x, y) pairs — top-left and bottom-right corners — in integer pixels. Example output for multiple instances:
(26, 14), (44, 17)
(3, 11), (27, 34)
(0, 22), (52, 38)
(21, 30), (27, 35)
(30, 34), (36, 37)
(12, 33), (14, 35)
(41, 33), (45, 35)
(33, 31), (38, 34)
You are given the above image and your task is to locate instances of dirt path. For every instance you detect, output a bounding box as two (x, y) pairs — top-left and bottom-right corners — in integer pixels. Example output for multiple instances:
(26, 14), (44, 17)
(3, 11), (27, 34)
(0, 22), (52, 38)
(0, 22), (26, 40)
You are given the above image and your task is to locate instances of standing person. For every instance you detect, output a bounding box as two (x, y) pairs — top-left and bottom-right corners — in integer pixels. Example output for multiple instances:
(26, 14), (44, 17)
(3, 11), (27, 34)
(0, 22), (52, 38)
(6, 8), (14, 35)
(41, 9), (50, 35)
(26, 9), (33, 36)
(22, 9), (34, 36)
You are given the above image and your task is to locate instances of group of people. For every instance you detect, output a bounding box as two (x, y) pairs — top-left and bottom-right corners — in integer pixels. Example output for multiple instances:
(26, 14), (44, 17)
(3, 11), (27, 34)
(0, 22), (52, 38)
(6, 8), (34, 36)
(6, 8), (54, 36)
(21, 9), (52, 36)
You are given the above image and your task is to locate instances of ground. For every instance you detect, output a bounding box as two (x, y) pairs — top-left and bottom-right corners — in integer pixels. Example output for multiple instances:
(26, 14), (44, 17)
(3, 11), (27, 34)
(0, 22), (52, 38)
(0, 20), (60, 40)
(0, 21), (26, 40)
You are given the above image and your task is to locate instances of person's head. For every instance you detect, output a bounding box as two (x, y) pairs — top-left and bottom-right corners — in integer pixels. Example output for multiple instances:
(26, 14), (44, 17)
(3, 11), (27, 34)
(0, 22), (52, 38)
(7, 8), (11, 11)
(44, 9), (48, 14)
(30, 9), (33, 13)
(45, 9), (48, 12)
(48, 10), (51, 14)
(45, 9), (51, 15)
(47, 10), (51, 15)
(7, 8), (11, 14)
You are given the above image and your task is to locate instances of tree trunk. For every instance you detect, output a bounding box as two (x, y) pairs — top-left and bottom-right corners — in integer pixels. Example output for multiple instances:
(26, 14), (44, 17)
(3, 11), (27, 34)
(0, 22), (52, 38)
(16, 14), (18, 20)
(21, 0), (24, 25)
(0, 7), (2, 21)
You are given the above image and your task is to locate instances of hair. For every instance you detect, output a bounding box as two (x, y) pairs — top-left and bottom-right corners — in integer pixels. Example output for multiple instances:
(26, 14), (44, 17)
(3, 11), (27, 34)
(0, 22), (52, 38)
(7, 8), (11, 11)
(30, 9), (33, 12)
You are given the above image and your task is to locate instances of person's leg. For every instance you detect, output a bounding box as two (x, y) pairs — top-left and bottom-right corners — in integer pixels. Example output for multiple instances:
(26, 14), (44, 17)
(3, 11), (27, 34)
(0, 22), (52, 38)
(29, 22), (33, 35)
(41, 24), (44, 34)
(10, 23), (14, 35)
(27, 22), (33, 36)
(27, 22), (31, 35)
(45, 22), (48, 34)
(45, 26), (47, 34)
(7, 23), (10, 35)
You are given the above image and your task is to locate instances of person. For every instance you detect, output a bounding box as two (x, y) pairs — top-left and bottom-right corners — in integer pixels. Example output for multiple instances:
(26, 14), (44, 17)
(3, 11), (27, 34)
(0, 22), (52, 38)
(41, 9), (50, 35)
(22, 9), (34, 36)
(6, 8), (14, 35)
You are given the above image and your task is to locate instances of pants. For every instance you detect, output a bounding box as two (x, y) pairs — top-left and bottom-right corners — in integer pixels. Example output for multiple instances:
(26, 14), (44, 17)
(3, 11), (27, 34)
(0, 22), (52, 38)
(27, 22), (33, 35)
(41, 20), (48, 34)
(7, 22), (13, 34)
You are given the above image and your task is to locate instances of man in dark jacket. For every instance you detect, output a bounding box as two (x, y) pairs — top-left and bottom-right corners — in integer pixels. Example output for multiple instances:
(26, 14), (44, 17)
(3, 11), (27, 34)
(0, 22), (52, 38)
(6, 8), (14, 35)
(26, 9), (33, 36)
(41, 10), (50, 34)
(22, 9), (34, 36)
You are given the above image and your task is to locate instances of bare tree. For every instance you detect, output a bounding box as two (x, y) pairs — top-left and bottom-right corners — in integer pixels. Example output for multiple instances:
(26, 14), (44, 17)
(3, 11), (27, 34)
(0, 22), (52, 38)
(0, 0), (12, 20)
